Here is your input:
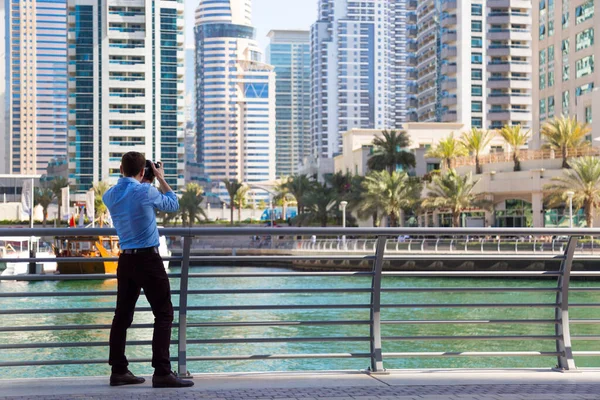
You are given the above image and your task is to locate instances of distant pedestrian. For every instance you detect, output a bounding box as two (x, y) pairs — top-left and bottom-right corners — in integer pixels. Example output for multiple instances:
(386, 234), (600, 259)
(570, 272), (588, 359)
(103, 152), (193, 388)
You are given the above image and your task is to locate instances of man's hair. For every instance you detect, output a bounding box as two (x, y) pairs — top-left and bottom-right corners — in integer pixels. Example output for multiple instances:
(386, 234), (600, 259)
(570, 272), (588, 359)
(121, 152), (146, 177)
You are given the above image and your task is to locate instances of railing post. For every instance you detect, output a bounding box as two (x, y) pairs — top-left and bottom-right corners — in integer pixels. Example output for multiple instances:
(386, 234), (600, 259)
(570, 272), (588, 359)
(369, 236), (386, 374)
(177, 235), (192, 378)
(555, 236), (578, 372)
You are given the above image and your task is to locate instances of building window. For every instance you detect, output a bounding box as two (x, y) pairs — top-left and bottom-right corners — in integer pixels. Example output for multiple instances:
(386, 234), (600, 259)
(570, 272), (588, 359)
(548, 70), (555, 87)
(562, 90), (570, 112)
(471, 4), (482, 16)
(539, 24), (546, 40)
(472, 101), (482, 113)
(471, 53), (482, 64)
(576, 82), (594, 97)
(563, 63), (570, 81)
(562, 39), (570, 54)
(575, 55), (594, 78)
(548, 45), (555, 62)
(471, 117), (482, 128)
(471, 85), (482, 96)
(539, 73), (546, 89)
(548, 96), (555, 117)
(471, 69), (482, 81)
(540, 98), (547, 116)
(540, 49), (546, 65)
(549, 0), (555, 13)
(576, 28), (594, 51)
(562, 12), (569, 29)
(585, 106), (592, 123)
(426, 163), (440, 172)
(471, 37), (482, 48)
(549, 20), (555, 37)
(575, 0), (594, 25)
(471, 20), (482, 32)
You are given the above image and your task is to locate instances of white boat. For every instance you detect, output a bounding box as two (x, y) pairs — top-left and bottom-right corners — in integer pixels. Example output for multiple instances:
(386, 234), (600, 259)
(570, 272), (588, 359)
(0, 236), (57, 276)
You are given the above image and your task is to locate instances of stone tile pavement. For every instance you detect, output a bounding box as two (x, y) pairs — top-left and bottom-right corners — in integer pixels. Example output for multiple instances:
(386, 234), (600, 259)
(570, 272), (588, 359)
(1, 369), (599, 400)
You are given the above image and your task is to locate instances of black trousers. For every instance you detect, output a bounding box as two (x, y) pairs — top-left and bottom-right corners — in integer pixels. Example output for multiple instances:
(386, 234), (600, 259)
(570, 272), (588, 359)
(108, 252), (173, 376)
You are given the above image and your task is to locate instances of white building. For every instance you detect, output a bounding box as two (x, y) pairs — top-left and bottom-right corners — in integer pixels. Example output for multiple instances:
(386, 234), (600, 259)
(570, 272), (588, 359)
(67, 0), (185, 195)
(194, 0), (276, 201)
(0, 0), (6, 174)
(310, 0), (410, 161)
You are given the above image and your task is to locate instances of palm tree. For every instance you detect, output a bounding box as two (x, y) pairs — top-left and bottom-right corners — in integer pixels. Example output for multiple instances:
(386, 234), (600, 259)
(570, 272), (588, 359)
(300, 183), (337, 227)
(360, 170), (421, 227)
(541, 116), (591, 168)
(49, 176), (69, 223)
(232, 185), (250, 222)
(425, 133), (468, 169)
(499, 124), (531, 171)
(223, 179), (244, 225)
(93, 181), (111, 227)
(544, 156), (600, 227)
(367, 130), (416, 173)
(277, 175), (315, 217)
(461, 128), (495, 174)
(34, 188), (55, 227)
(178, 183), (207, 227)
(422, 169), (492, 227)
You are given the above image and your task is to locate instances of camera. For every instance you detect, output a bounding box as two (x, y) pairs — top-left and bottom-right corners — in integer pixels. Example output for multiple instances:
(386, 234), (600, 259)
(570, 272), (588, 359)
(143, 160), (161, 182)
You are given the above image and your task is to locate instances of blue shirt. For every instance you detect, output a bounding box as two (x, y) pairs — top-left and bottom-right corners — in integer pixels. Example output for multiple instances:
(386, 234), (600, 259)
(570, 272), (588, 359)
(103, 177), (179, 250)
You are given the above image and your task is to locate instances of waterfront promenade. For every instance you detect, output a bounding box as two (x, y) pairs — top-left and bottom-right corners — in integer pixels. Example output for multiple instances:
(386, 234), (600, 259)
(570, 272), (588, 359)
(1, 370), (600, 399)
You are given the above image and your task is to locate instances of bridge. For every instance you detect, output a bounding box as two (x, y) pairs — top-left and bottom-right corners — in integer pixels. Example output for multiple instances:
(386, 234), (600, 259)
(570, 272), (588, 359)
(1, 227), (600, 399)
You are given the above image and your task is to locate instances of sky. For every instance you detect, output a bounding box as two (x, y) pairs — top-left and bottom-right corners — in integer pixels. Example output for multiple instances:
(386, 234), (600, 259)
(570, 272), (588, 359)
(185, 0), (318, 52)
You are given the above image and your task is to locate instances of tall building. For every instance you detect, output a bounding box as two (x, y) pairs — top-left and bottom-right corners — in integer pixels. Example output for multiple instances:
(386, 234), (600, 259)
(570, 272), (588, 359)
(266, 30), (311, 177)
(195, 0), (276, 199)
(310, 0), (410, 160)
(533, 0), (599, 146)
(67, 0), (185, 195)
(411, 0), (533, 131)
(7, 0), (68, 175)
(0, 0), (7, 174)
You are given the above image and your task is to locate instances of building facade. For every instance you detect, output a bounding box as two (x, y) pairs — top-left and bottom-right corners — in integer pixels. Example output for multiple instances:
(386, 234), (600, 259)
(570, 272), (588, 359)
(1, 0), (7, 174)
(411, 0), (533, 132)
(194, 0), (276, 200)
(7, 0), (68, 175)
(310, 0), (410, 161)
(266, 30), (311, 177)
(533, 0), (600, 147)
(67, 0), (185, 195)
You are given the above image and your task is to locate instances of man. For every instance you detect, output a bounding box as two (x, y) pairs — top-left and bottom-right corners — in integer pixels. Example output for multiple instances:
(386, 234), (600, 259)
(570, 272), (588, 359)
(103, 152), (193, 388)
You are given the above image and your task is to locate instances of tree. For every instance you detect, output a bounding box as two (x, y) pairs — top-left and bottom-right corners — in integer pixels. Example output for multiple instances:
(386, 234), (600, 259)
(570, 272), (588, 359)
(299, 182), (337, 227)
(499, 124), (531, 172)
(360, 170), (421, 227)
(232, 185), (250, 222)
(178, 183), (207, 227)
(93, 181), (111, 227)
(223, 179), (244, 225)
(425, 133), (468, 169)
(544, 156), (600, 227)
(461, 128), (495, 174)
(277, 175), (315, 218)
(34, 188), (55, 227)
(541, 116), (591, 169)
(49, 176), (69, 223)
(367, 130), (416, 173)
(422, 169), (492, 227)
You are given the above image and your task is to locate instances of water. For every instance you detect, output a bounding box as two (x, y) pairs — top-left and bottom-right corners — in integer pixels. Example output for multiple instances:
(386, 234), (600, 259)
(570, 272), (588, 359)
(2, 266), (600, 378)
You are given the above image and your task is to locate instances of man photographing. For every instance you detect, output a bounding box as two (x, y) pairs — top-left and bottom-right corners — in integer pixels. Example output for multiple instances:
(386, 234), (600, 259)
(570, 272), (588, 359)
(103, 151), (193, 388)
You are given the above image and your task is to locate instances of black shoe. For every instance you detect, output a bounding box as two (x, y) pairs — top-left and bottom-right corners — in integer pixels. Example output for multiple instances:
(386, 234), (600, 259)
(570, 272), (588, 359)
(152, 371), (194, 388)
(110, 370), (146, 386)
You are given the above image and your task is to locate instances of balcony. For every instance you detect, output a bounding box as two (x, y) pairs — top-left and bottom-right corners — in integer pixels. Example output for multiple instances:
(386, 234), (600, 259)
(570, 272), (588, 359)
(441, 63), (457, 75)
(441, 46), (457, 58)
(487, 12), (531, 25)
(408, 97), (418, 108)
(442, 110), (458, 122)
(441, 30), (457, 44)
(487, 109), (532, 122)
(488, 77), (532, 90)
(488, 45), (531, 58)
(408, 13), (417, 24)
(487, 29), (531, 41)
(487, 61), (531, 74)
(407, 69), (418, 80)
(440, 15), (457, 27)
(441, 79), (457, 91)
(487, 0), (532, 8)
(441, 0), (457, 12)
(441, 95), (457, 107)
(488, 93), (532, 105)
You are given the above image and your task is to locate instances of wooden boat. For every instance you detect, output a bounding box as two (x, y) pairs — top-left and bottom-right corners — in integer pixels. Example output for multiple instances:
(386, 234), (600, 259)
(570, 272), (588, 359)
(54, 236), (119, 274)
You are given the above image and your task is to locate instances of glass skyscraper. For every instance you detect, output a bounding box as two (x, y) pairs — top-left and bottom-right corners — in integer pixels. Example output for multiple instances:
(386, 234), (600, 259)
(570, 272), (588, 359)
(195, 0), (276, 201)
(266, 30), (311, 177)
(8, 0), (68, 175)
(67, 0), (185, 195)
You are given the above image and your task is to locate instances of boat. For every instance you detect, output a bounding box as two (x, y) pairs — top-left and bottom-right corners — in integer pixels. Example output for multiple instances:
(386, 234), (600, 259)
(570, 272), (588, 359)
(0, 236), (57, 276)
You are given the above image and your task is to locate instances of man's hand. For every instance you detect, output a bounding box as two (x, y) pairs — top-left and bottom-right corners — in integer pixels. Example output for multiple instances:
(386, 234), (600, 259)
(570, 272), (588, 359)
(151, 162), (173, 193)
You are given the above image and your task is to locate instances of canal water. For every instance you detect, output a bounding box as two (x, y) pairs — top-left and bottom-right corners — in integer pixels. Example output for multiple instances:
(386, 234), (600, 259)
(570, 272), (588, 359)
(1, 266), (600, 378)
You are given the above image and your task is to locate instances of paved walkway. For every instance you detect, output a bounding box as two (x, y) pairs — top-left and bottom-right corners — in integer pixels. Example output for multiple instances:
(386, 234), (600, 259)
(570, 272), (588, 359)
(1, 369), (600, 399)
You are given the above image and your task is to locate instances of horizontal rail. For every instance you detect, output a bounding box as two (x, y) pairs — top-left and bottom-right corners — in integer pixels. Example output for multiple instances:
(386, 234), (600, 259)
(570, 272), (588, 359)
(383, 351), (562, 357)
(381, 319), (558, 325)
(382, 335), (559, 341)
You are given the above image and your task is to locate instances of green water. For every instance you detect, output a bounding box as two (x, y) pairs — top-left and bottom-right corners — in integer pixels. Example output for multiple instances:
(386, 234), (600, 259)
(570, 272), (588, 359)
(2, 266), (600, 378)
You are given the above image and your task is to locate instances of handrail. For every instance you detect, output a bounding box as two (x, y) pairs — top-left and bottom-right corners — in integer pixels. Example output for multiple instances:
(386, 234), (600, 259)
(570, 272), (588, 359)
(0, 228), (598, 376)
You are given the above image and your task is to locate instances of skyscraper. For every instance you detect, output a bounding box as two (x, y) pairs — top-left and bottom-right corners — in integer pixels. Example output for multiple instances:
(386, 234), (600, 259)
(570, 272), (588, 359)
(533, 0), (599, 146)
(0, 0), (7, 174)
(310, 0), (410, 160)
(7, 0), (68, 175)
(195, 0), (276, 199)
(67, 0), (185, 195)
(266, 30), (311, 177)
(411, 0), (533, 131)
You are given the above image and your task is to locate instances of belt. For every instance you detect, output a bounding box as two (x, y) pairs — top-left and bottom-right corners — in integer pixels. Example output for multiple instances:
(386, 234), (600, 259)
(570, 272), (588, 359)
(122, 247), (159, 255)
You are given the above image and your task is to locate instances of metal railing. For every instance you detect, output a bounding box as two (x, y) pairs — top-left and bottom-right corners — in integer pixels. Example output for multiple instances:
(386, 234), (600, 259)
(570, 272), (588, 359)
(1, 227), (600, 376)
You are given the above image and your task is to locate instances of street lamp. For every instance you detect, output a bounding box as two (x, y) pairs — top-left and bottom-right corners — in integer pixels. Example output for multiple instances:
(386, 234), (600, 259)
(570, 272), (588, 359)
(340, 201), (348, 228)
(566, 191), (575, 228)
